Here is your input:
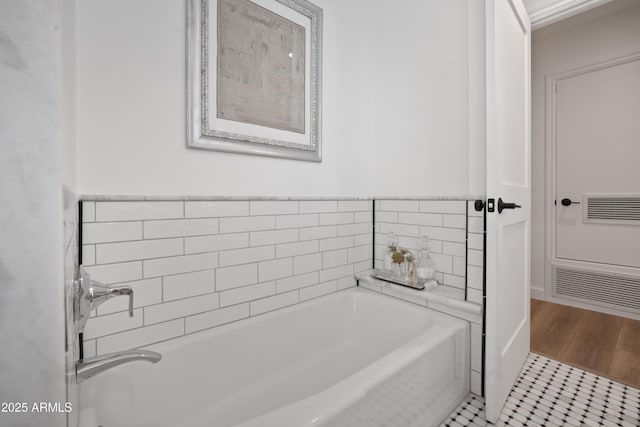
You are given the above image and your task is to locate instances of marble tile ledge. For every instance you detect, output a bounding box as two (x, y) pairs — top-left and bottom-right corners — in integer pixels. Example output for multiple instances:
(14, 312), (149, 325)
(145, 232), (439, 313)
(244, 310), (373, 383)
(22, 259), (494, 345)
(355, 270), (482, 323)
(374, 195), (485, 201)
(80, 195), (486, 202)
(80, 195), (374, 201)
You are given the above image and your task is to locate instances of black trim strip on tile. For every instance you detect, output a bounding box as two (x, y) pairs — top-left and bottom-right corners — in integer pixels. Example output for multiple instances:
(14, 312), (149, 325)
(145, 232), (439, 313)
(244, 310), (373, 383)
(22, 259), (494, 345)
(78, 200), (84, 361)
(78, 201), (83, 265)
(481, 202), (487, 397)
(371, 199), (376, 269)
(464, 201), (469, 301)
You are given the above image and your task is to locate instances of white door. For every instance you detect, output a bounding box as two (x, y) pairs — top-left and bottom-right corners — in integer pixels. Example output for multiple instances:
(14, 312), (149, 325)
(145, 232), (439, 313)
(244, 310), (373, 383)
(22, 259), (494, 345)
(556, 57), (640, 268)
(550, 55), (640, 316)
(484, 0), (531, 422)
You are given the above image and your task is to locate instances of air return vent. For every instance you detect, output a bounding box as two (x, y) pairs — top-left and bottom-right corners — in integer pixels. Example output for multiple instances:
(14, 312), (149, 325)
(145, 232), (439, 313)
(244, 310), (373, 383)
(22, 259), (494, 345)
(585, 195), (640, 225)
(554, 266), (640, 312)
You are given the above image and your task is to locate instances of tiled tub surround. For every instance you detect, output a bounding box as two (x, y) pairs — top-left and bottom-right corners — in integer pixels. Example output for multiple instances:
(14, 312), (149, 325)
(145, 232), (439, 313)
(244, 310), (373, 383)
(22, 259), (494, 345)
(373, 199), (484, 304)
(81, 199), (372, 356)
(371, 199), (485, 395)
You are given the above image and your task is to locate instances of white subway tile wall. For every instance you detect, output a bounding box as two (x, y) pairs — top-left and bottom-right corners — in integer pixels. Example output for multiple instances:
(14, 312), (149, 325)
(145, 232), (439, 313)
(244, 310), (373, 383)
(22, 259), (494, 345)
(466, 200), (485, 394)
(81, 200), (372, 356)
(466, 200), (484, 306)
(375, 199), (470, 290)
(467, 200), (485, 395)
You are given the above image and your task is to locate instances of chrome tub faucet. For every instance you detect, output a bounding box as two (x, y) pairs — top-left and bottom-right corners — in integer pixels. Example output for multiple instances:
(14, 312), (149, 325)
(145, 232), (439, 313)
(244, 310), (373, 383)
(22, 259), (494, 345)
(76, 349), (162, 381)
(73, 266), (162, 383)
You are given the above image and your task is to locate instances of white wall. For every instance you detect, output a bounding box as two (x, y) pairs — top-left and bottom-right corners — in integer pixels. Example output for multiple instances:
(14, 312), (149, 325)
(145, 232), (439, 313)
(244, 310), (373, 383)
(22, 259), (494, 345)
(76, 0), (375, 197)
(0, 1), (66, 426)
(76, 0), (484, 198)
(62, 2), (81, 425)
(372, 0), (483, 197)
(62, 0), (76, 190)
(531, 3), (640, 298)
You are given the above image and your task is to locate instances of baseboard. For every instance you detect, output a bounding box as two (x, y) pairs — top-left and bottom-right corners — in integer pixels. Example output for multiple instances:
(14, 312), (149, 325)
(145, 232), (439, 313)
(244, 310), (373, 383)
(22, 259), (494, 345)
(530, 287), (545, 301)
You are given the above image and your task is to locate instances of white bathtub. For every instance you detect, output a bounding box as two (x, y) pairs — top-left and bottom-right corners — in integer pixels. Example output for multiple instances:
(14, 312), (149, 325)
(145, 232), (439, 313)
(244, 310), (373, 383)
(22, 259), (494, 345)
(79, 288), (469, 427)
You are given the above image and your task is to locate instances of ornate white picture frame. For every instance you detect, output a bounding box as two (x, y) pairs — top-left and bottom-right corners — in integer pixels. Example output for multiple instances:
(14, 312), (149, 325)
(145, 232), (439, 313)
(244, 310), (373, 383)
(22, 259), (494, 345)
(187, 0), (323, 162)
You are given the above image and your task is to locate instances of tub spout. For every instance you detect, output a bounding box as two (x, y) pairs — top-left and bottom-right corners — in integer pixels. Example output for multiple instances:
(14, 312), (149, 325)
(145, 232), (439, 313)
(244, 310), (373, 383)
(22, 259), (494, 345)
(76, 350), (162, 382)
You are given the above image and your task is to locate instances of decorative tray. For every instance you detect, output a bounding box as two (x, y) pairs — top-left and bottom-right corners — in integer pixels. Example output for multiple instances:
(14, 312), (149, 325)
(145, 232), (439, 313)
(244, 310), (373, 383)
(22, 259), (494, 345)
(370, 268), (437, 291)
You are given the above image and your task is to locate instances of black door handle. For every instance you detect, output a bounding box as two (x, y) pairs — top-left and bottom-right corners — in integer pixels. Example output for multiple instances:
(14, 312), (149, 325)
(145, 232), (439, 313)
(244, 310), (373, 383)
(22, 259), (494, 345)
(498, 198), (521, 214)
(560, 198), (580, 206)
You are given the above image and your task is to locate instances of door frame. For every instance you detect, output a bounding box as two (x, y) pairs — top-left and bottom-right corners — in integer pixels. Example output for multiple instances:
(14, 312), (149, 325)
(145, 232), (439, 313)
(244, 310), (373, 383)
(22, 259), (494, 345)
(543, 51), (640, 318)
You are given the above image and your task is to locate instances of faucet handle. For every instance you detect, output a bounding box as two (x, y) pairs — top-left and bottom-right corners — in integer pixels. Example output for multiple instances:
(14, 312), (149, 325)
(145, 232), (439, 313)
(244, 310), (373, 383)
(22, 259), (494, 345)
(111, 285), (134, 317)
(75, 267), (136, 334)
(89, 282), (134, 317)
(110, 286), (134, 317)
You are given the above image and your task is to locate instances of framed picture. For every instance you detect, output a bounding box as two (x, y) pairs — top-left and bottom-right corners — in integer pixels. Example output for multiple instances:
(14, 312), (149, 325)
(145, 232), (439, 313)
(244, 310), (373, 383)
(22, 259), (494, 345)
(187, 0), (323, 162)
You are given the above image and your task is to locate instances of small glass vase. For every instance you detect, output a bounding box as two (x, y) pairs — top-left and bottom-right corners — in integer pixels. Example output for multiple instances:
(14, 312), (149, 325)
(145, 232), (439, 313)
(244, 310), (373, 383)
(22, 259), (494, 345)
(416, 235), (437, 282)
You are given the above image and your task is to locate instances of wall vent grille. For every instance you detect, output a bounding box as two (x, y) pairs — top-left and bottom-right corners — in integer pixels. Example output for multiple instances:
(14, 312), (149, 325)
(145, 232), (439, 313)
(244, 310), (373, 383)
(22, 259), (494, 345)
(586, 196), (640, 223)
(554, 266), (640, 312)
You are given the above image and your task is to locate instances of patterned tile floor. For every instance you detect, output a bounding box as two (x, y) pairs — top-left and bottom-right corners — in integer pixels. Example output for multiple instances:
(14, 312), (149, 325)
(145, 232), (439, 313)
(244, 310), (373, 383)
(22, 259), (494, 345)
(442, 353), (640, 426)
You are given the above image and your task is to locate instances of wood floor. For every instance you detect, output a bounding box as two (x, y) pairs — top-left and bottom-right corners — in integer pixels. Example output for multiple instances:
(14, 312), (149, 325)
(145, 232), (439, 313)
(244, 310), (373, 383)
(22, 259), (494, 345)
(531, 298), (640, 389)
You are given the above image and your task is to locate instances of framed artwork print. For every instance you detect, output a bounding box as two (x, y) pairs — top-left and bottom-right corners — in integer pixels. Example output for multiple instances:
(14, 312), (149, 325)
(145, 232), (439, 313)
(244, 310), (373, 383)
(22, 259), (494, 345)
(187, 0), (323, 162)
